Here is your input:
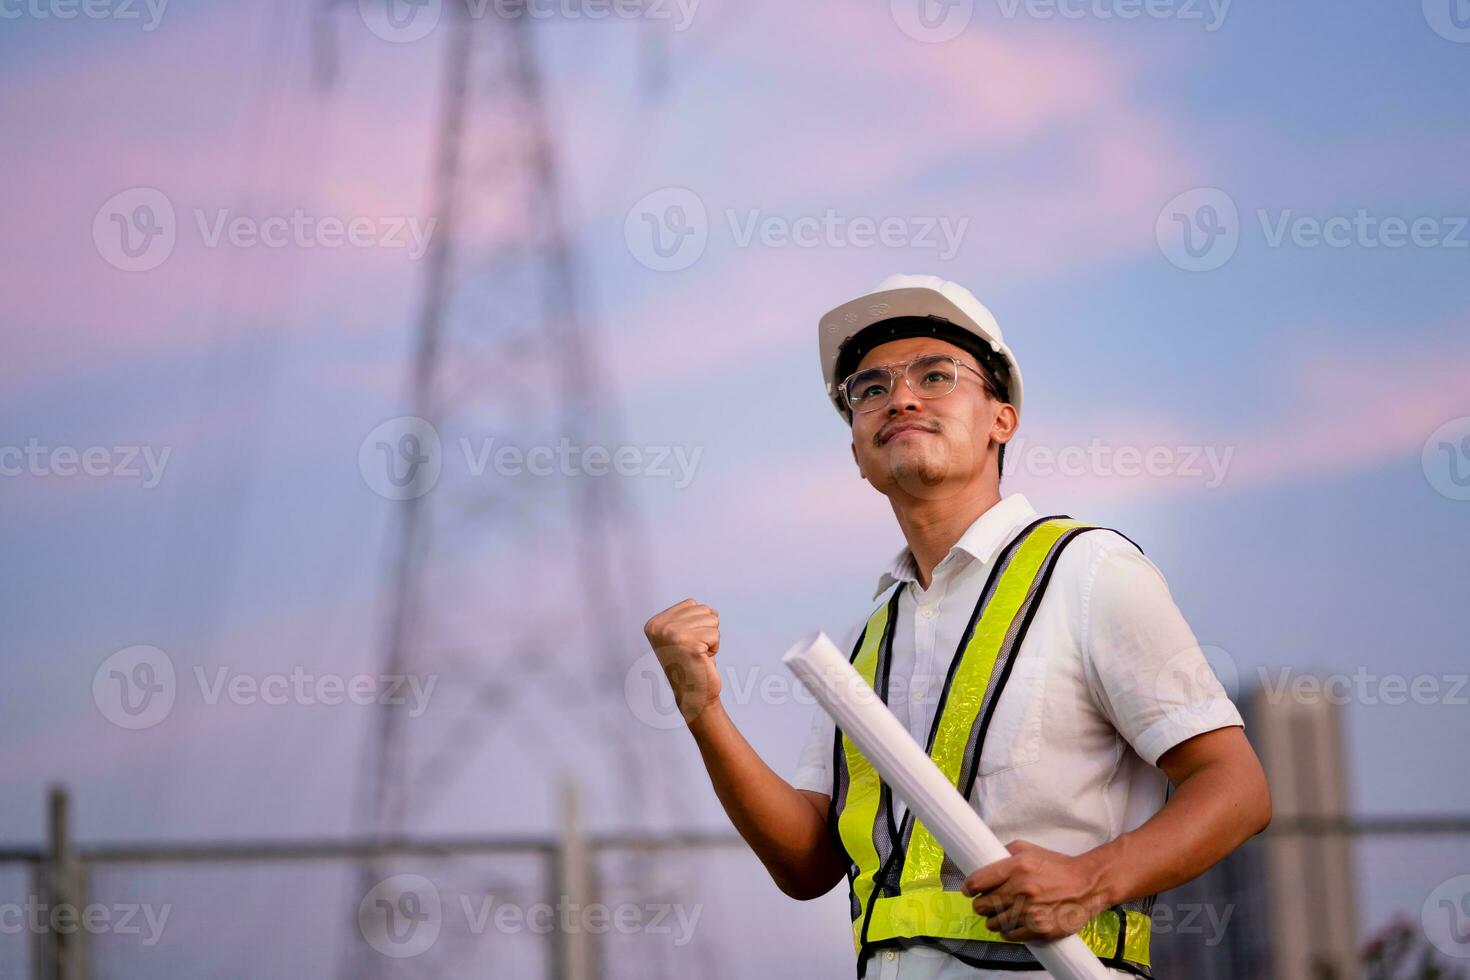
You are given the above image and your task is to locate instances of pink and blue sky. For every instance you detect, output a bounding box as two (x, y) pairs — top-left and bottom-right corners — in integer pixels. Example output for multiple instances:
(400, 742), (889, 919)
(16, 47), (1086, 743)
(2, 0), (1469, 974)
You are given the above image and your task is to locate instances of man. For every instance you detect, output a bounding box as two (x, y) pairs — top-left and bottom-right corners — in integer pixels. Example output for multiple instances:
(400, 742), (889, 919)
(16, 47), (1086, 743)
(643, 275), (1270, 978)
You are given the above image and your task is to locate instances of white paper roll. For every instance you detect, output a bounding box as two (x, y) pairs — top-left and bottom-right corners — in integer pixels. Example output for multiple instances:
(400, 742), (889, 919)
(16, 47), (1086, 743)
(782, 630), (1112, 980)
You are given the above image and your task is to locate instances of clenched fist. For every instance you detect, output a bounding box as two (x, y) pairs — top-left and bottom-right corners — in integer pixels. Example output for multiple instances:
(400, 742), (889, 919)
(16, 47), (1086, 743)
(643, 599), (722, 724)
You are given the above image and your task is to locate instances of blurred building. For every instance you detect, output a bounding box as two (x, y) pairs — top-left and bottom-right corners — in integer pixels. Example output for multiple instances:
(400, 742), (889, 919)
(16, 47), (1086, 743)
(1152, 682), (1360, 979)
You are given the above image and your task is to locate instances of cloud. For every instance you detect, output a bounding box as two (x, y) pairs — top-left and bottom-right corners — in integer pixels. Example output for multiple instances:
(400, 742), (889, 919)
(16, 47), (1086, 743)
(675, 331), (1470, 573)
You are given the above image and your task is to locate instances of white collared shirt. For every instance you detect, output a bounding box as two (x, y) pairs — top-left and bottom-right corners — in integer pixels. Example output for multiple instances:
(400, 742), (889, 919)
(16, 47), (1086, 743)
(791, 493), (1244, 979)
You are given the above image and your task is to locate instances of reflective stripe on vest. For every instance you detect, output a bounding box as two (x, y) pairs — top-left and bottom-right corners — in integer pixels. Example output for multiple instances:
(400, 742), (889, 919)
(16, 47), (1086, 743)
(829, 517), (1153, 974)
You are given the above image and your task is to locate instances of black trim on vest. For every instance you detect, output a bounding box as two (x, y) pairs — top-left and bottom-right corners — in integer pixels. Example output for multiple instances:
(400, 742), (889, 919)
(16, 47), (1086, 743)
(838, 519), (1156, 980)
(890, 516), (1068, 860)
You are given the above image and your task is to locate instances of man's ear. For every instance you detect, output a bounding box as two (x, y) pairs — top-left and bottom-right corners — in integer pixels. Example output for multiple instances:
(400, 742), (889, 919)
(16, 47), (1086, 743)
(991, 403), (1018, 446)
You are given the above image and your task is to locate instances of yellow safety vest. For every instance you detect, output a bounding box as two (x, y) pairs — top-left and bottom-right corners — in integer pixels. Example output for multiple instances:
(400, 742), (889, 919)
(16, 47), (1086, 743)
(829, 517), (1155, 978)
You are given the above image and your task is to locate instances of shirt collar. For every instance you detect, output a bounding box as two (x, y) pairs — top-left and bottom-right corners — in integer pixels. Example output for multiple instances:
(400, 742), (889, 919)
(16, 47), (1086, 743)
(873, 493), (1040, 600)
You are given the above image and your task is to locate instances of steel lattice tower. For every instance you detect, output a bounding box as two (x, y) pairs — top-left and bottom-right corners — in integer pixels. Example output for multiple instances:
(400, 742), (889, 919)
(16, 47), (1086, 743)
(319, 4), (699, 977)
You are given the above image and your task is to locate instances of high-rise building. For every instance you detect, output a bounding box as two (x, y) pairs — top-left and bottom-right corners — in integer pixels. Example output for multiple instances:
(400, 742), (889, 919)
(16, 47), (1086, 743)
(1151, 682), (1360, 979)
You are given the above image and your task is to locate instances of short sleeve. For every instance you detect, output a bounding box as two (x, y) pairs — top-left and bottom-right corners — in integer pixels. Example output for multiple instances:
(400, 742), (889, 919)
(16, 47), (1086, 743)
(1080, 541), (1243, 767)
(789, 619), (865, 796)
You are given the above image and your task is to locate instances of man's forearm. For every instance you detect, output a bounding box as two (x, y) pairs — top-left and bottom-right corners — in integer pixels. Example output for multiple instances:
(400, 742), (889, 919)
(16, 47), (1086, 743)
(1086, 752), (1272, 907)
(687, 700), (846, 900)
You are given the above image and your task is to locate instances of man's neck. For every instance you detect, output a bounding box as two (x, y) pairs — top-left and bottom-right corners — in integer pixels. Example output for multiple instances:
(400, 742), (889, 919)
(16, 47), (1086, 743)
(891, 485), (1002, 590)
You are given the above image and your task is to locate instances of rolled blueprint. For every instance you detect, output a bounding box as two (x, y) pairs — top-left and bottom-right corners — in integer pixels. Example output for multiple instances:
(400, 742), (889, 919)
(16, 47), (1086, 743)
(782, 631), (1112, 980)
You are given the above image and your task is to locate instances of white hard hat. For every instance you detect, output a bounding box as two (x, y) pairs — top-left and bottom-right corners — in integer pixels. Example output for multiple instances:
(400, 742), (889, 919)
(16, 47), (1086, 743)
(818, 274), (1023, 421)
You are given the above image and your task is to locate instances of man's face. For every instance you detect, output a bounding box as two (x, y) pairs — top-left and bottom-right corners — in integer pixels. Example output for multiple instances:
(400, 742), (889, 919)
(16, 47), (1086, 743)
(847, 336), (1015, 502)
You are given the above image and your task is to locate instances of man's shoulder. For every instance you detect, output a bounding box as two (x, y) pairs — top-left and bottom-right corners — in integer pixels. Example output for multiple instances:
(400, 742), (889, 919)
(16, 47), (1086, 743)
(1045, 523), (1154, 589)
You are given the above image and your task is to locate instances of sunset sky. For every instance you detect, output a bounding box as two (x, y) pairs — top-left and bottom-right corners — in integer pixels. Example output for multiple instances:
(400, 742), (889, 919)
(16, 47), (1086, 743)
(2, 0), (1468, 974)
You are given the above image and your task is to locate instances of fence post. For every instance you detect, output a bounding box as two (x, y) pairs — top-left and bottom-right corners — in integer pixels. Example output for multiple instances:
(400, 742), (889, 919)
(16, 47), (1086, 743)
(549, 778), (597, 980)
(31, 785), (87, 980)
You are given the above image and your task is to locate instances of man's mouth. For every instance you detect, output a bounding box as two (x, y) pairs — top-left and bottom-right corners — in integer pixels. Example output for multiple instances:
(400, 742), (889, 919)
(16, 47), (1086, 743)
(878, 422), (938, 445)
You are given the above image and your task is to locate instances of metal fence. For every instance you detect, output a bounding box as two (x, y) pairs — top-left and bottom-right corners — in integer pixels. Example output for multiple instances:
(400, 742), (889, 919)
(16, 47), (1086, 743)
(6, 788), (1469, 980)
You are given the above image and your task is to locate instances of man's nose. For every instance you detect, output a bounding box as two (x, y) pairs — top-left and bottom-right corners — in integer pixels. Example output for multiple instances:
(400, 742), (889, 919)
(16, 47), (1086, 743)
(888, 375), (925, 413)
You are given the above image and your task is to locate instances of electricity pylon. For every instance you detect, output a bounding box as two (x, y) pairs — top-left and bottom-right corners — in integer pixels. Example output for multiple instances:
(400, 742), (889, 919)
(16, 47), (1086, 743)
(318, 4), (695, 977)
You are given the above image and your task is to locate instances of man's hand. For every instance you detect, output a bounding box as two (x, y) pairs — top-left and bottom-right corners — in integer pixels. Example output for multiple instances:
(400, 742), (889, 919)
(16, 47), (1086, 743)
(643, 599), (722, 725)
(960, 840), (1110, 942)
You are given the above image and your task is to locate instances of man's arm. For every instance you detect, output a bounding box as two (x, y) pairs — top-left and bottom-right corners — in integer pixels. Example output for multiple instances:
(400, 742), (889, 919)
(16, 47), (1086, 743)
(962, 725), (1271, 940)
(688, 702), (847, 899)
(964, 538), (1272, 940)
(644, 599), (847, 900)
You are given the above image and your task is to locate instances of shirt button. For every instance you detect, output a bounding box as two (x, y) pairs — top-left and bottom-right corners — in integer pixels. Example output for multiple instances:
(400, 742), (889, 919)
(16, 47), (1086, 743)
(913, 682), (927, 700)
(920, 606), (935, 619)
(883, 950), (896, 961)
